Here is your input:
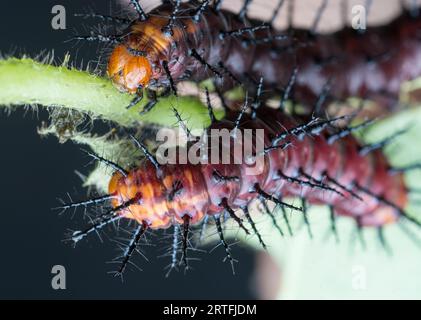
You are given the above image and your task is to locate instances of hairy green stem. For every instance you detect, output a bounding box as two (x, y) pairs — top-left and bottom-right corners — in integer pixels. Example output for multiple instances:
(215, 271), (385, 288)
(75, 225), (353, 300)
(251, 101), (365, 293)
(0, 57), (223, 128)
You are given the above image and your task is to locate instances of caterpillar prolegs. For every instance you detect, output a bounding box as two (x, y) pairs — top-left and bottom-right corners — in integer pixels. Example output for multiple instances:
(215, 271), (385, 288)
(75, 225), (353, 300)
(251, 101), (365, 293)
(58, 103), (419, 275)
(75, 0), (421, 115)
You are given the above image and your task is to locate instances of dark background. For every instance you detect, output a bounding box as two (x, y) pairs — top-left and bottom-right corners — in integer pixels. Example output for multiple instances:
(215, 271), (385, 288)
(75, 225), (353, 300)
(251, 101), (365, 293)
(0, 0), (256, 299)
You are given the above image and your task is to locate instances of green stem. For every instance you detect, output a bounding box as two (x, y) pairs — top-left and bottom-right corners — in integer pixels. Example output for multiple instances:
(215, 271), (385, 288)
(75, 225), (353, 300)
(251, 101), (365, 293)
(0, 57), (223, 129)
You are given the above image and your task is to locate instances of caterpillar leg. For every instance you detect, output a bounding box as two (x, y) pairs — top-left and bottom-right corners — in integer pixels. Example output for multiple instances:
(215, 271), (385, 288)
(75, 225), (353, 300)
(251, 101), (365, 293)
(139, 89), (158, 115)
(126, 87), (144, 110)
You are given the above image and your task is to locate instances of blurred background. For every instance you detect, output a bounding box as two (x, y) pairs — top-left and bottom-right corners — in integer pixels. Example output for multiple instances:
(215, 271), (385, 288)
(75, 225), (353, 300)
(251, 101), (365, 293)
(1, 0), (421, 299)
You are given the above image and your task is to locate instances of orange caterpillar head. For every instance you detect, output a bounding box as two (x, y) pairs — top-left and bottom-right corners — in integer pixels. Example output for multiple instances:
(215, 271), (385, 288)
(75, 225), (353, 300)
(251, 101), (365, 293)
(106, 16), (184, 94)
(107, 45), (153, 94)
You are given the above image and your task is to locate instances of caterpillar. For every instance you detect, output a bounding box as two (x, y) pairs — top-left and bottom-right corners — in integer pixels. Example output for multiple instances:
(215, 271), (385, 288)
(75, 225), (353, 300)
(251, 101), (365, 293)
(57, 99), (420, 275)
(74, 0), (421, 115)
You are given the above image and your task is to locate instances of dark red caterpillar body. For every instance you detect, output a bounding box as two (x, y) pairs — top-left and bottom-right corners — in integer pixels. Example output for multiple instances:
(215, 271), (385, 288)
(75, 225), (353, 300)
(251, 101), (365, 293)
(102, 1), (421, 112)
(60, 102), (419, 274)
(108, 108), (407, 229)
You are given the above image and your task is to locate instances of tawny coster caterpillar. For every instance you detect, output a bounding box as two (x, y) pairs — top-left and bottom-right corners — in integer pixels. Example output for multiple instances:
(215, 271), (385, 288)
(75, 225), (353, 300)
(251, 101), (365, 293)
(74, 0), (421, 116)
(57, 100), (420, 275)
